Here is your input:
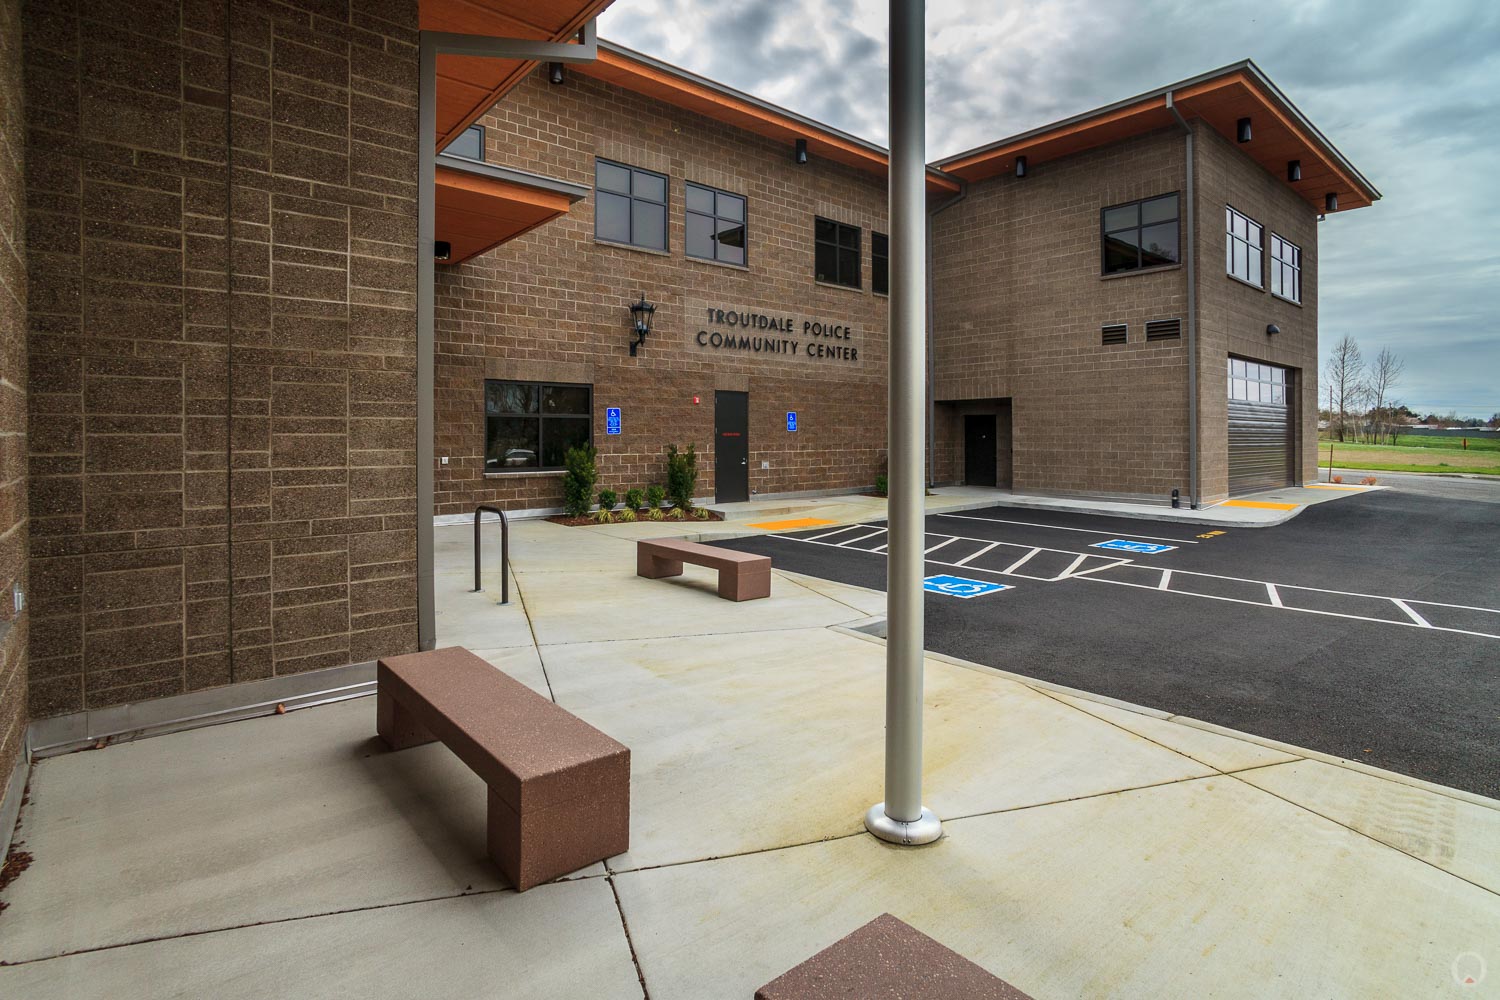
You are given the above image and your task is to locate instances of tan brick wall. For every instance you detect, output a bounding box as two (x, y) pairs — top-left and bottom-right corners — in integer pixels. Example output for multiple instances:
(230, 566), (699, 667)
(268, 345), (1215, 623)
(932, 128), (1192, 501)
(1193, 121), (1320, 502)
(23, 0), (418, 718)
(433, 71), (891, 513)
(1, 0), (28, 780)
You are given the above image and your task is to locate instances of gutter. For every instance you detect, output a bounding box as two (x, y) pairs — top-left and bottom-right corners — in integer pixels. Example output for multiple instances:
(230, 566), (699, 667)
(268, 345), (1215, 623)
(1166, 91), (1200, 509)
(924, 182), (968, 486)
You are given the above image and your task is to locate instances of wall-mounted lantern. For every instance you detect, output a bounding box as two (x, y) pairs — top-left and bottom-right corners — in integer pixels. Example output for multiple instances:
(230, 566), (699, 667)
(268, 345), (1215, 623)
(1236, 117), (1252, 143)
(549, 62), (565, 85)
(1014, 155), (1027, 178)
(795, 138), (808, 164)
(1325, 192), (1339, 213)
(628, 293), (655, 356)
(1287, 160), (1302, 182)
(1266, 324), (1280, 337)
(434, 240), (451, 262)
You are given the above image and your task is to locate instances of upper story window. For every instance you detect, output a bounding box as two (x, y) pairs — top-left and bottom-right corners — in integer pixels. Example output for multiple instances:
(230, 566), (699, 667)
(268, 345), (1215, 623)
(1101, 193), (1178, 274)
(1225, 206), (1263, 287)
(1270, 234), (1301, 303)
(686, 182), (747, 266)
(484, 380), (592, 472)
(872, 232), (889, 295)
(815, 217), (861, 288)
(445, 124), (484, 161)
(595, 159), (667, 251)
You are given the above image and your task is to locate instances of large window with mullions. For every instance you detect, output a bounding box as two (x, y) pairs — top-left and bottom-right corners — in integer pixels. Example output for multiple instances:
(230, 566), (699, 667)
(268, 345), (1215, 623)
(1101, 193), (1179, 274)
(815, 217), (861, 288)
(594, 159), (667, 251)
(686, 182), (746, 265)
(484, 380), (592, 472)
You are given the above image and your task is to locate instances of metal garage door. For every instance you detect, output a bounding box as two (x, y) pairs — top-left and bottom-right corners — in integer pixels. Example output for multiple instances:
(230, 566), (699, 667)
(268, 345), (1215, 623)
(1227, 358), (1292, 495)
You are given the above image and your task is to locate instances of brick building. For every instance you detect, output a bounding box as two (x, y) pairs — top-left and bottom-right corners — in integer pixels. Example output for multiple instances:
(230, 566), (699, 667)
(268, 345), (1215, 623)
(0, 0), (1376, 817)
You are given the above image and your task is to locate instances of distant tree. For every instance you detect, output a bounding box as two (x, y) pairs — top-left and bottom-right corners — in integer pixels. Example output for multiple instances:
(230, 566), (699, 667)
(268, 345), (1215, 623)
(1489, 413), (1500, 430)
(1363, 348), (1404, 444)
(1324, 335), (1364, 442)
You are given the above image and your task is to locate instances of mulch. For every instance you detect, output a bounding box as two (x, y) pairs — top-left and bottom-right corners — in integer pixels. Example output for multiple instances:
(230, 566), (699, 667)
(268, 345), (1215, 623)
(546, 508), (725, 527)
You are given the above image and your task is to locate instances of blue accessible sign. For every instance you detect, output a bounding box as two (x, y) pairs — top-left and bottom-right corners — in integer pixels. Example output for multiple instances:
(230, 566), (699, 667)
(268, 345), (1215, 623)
(786, 411), (798, 432)
(605, 407), (622, 435)
(922, 575), (1011, 599)
(1091, 539), (1177, 554)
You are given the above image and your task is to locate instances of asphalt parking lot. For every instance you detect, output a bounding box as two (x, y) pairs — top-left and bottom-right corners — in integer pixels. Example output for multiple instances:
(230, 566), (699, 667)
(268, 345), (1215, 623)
(715, 488), (1500, 796)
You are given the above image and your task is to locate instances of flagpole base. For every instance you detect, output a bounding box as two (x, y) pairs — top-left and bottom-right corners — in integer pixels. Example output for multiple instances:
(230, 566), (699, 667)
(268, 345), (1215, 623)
(864, 803), (942, 846)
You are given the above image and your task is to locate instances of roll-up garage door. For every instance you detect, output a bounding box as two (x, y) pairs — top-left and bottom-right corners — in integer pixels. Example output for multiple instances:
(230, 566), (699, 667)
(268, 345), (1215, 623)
(1227, 358), (1292, 495)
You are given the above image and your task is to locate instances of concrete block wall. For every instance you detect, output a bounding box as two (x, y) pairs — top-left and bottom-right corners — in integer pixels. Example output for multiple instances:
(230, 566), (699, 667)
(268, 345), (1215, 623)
(1, 0), (28, 779)
(433, 71), (892, 513)
(931, 128), (1192, 501)
(21, 0), (419, 719)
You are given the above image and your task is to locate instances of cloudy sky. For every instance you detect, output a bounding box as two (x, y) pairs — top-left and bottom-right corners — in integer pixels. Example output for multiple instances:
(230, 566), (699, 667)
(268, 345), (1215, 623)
(599, 0), (1500, 419)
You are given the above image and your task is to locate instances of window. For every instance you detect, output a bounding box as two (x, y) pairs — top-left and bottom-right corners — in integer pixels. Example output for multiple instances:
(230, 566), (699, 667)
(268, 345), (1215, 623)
(595, 160), (668, 251)
(815, 217), (861, 288)
(1101, 193), (1179, 274)
(685, 182), (746, 266)
(484, 380), (592, 472)
(445, 124), (484, 161)
(1228, 358), (1286, 404)
(1270, 234), (1301, 303)
(1101, 324), (1127, 346)
(1225, 206), (1263, 286)
(872, 232), (889, 295)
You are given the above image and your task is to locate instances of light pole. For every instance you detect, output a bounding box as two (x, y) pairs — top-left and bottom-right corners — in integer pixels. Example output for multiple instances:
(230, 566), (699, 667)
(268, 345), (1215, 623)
(865, 0), (941, 847)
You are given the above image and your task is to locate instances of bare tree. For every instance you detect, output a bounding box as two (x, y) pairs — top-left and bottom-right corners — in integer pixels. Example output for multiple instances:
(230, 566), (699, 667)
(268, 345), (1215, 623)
(1324, 334), (1364, 443)
(1365, 347), (1405, 445)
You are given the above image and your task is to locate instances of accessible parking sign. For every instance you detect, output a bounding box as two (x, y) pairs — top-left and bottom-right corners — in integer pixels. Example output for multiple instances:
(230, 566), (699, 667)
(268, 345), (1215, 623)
(1091, 539), (1177, 554)
(923, 575), (1011, 599)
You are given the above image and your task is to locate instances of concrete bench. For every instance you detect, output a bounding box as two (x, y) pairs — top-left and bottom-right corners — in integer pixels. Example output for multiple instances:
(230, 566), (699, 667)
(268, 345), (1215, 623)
(756, 913), (1033, 1000)
(376, 647), (630, 891)
(636, 538), (771, 601)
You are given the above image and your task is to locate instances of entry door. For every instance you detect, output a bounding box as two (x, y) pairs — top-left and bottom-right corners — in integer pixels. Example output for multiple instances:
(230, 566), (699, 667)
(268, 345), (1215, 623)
(964, 415), (997, 487)
(714, 391), (749, 503)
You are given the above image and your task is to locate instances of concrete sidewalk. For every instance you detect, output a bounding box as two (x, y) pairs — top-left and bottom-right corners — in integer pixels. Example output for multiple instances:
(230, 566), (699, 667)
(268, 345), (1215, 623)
(2, 512), (1495, 998)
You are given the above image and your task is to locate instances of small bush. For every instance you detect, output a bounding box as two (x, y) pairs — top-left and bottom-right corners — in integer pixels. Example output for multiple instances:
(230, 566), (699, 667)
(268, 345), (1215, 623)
(1331, 475), (1343, 484)
(617, 507), (637, 522)
(665, 443), (699, 510)
(692, 507), (710, 521)
(624, 487), (645, 512)
(1360, 476), (1378, 486)
(646, 507), (665, 521)
(645, 483), (666, 511)
(591, 508), (614, 523)
(598, 488), (617, 512)
(874, 473), (888, 497)
(562, 444), (599, 518)
(666, 507), (686, 520)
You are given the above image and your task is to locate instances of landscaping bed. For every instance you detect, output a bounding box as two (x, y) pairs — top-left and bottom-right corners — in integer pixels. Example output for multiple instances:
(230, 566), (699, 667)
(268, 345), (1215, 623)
(547, 508), (725, 527)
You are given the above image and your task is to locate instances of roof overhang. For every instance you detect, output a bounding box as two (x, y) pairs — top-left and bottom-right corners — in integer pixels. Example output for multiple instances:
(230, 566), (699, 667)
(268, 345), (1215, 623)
(435, 154), (588, 264)
(936, 61), (1379, 213)
(578, 42), (963, 196)
(421, 0), (616, 149)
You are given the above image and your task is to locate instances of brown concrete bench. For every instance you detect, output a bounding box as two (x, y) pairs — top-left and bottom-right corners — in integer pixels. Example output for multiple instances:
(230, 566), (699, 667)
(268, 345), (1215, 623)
(756, 913), (1033, 1000)
(636, 538), (771, 601)
(376, 647), (629, 892)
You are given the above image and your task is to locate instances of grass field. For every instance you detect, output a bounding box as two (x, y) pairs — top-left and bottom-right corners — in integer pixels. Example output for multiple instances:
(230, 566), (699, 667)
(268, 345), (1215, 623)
(1315, 435), (1500, 475)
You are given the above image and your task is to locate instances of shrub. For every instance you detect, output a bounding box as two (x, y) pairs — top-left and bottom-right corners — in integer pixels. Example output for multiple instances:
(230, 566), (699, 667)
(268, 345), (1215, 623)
(665, 443), (699, 510)
(617, 507), (637, 522)
(1360, 476), (1378, 486)
(562, 444), (598, 517)
(1330, 475), (1343, 484)
(592, 507), (614, 523)
(692, 507), (710, 521)
(645, 483), (666, 510)
(624, 487), (646, 512)
(646, 507), (665, 521)
(666, 507), (686, 520)
(874, 473), (888, 497)
(598, 488), (617, 512)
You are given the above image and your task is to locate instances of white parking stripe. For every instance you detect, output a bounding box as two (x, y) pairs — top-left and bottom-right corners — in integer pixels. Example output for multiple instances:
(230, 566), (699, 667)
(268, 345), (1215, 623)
(806, 524), (868, 542)
(1064, 557), (1134, 580)
(954, 540), (1002, 566)
(1158, 569), (1172, 591)
(837, 528), (888, 547)
(1266, 583), (1283, 608)
(1002, 548), (1041, 574)
(935, 512), (1198, 544)
(1054, 553), (1089, 580)
(873, 545), (887, 553)
(1392, 599), (1433, 628)
(924, 536), (958, 555)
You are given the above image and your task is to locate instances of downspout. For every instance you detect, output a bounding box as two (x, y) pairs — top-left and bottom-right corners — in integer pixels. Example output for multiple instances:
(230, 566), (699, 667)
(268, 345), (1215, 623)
(925, 180), (967, 487)
(1166, 92), (1200, 509)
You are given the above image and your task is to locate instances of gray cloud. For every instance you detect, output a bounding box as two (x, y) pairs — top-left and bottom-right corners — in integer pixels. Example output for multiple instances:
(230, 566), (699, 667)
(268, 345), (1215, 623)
(600, 0), (1500, 418)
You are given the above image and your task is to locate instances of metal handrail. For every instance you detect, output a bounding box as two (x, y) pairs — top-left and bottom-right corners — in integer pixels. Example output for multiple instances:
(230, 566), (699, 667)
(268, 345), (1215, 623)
(473, 505), (510, 605)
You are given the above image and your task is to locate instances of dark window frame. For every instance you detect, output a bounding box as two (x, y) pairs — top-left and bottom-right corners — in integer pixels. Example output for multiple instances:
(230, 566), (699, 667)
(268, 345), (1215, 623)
(446, 124), (485, 161)
(814, 216), (862, 289)
(1227, 357), (1287, 405)
(1100, 193), (1180, 276)
(872, 231), (889, 296)
(1225, 205), (1264, 288)
(594, 159), (669, 252)
(483, 379), (594, 473)
(685, 181), (748, 266)
(1269, 232), (1301, 303)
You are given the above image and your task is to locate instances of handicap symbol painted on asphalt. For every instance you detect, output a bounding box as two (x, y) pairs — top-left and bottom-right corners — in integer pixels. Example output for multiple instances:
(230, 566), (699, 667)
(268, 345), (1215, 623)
(923, 575), (1012, 599)
(1091, 539), (1177, 554)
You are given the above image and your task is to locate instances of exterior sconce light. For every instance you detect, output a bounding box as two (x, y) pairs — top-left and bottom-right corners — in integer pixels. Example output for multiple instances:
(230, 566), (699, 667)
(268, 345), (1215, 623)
(628, 293), (655, 356)
(795, 138), (808, 164)
(1325, 192), (1338, 212)
(1014, 155), (1027, 178)
(1287, 160), (1302, 182)
(1236, 117), (1252, 142)
(549, 62), (565, 85)
(434, 240), (451, 262)
(1266, 324), (1280, 336)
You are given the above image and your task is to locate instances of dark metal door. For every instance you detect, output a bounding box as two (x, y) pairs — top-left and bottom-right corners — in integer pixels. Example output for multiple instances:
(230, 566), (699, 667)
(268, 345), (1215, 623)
(714, 391), (749, 503)
(964, 415), (997, 487)
(1228, 360), (1293, 494)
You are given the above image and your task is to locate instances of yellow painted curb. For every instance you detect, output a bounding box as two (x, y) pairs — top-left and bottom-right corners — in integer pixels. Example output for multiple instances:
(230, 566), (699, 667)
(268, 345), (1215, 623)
(1219, 499), (1300, 511)
(746, 516), (839, 531)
